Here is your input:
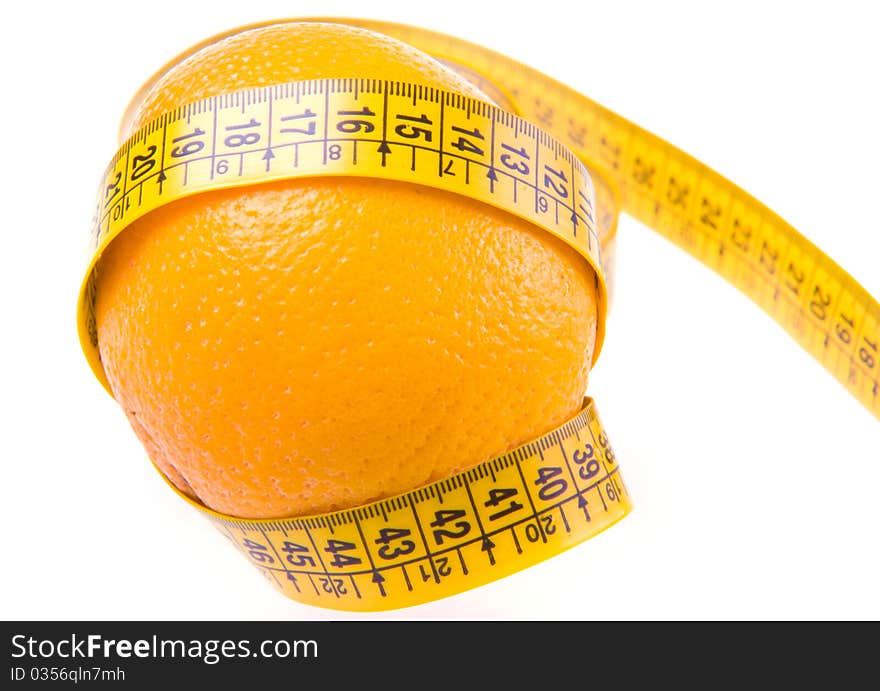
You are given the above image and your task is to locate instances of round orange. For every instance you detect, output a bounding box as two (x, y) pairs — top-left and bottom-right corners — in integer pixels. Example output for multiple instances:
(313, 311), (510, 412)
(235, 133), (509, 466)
(95, 21), (599, 519)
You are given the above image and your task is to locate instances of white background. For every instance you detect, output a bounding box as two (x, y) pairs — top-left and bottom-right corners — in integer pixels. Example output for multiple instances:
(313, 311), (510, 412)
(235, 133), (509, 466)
(2, 0), (878, 621)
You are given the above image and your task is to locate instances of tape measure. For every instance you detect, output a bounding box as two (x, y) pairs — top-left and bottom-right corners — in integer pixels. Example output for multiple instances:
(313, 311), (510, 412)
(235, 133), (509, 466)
(77, 18), (880, 612)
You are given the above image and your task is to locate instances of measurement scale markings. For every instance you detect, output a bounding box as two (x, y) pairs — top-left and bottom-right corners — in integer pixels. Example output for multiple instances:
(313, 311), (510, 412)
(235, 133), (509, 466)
(245, 467), (625, 584)
(102, 159), (598, 266)
(351, 514), (386, 597)
(302, 524), (343, 598)
(98, 88), (600, 260)
(618, 136), (880, 389)
(408, 500), (441, 584)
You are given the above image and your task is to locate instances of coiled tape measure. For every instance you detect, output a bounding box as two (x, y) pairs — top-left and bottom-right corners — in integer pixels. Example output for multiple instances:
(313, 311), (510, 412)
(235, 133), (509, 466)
(77, 17), (880, 611)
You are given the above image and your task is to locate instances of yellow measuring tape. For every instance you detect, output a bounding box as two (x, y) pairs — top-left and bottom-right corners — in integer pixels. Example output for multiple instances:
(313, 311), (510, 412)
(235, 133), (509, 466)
(77, 18), (880, 612)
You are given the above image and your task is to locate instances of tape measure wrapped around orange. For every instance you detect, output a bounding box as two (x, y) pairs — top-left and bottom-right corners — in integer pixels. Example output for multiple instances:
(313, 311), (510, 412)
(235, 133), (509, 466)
(89, 22), (605, 520)
(79, 17), (879, 611)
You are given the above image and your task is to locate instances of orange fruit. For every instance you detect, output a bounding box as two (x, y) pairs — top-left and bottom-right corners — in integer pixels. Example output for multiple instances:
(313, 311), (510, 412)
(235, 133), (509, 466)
(95, 22), (599, 519)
